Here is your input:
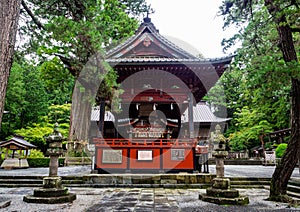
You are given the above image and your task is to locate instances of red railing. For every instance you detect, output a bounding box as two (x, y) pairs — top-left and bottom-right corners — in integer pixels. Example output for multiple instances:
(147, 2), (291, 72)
(93, 138), (197, 148)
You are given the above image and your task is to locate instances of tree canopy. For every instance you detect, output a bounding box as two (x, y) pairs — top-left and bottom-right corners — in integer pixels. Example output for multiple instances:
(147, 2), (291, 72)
(10, 0), (151, 142)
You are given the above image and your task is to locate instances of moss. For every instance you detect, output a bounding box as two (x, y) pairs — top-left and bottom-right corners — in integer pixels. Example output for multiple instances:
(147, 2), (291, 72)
(268, 194), (295, 204)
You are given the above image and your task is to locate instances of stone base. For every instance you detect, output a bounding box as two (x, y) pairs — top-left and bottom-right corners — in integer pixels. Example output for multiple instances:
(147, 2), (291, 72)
(211, 177), (230, 189)
(1, 158), (29, 169)
(199, 176), (249, 205)
(43, 177), (62, 188)
(23, 193), (76, 204)
(206, 187), (239, 198)
(23, 176), (76, 204)
(33, 187), (69, 197)
(199, 194), (249, 205)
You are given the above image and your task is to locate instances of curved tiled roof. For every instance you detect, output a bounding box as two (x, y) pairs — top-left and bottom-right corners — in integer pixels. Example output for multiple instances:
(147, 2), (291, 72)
(106, 56), (234, 65)
(182, 102), (230, 123)
(91, 102), (230, 124)
(0, 135), (36, 149)
(106, 18), (201, 60)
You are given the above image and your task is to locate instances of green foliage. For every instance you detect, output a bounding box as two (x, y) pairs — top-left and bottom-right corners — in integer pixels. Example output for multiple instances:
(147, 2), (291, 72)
(22, 65), (49, 125)
(27, 149), (44, 158)
(46, 104), (71, 124)
(13, 104), (70, 153)
(18, 0), (150, 104)
(38, 57), (74, 105)
(205, 0), (300, 152)
(27, 157), (65, 167)
(67, 149), (89, 157)
(2, 60), (49, 139)
(275, 143), (288, 158)
(1, 62), (25, 138)
(10, 0), (151, 144)
(14, 124), (52, 153)
(33, 0), (141, 65)
(4, 62), (26, 117)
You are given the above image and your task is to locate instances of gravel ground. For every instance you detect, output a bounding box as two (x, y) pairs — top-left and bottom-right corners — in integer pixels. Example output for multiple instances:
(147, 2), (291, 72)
(0, 187), (299, 212)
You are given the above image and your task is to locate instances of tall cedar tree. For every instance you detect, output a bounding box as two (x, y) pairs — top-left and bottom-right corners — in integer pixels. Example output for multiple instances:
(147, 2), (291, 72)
(19, 0), (149, 142)
(264, 0), (300, 202)
(0, 0), (21, 131)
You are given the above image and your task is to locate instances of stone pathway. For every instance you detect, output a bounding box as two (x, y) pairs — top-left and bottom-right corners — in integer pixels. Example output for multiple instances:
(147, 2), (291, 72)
(86, 188), (180, 212)
(0, 187), (299, 211)
(0, 165), (299, 211)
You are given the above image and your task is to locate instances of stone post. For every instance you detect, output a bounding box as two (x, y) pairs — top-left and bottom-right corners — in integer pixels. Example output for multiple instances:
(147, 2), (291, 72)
(215, 156), (225, 177)
(212, 126), (228, 178)
(46, 123), (63, 177)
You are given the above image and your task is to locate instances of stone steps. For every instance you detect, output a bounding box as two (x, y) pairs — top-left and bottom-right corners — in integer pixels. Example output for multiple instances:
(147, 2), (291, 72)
(229, 177), (271, 189)
(64, 157), (92, 166)
(287, 178), (300, 200)
(0, 176), (85, 188)
(90, 183), (209, 189)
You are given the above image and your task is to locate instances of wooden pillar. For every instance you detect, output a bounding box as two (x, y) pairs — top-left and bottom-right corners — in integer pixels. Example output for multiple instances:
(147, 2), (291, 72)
(188, 92), (194, 139)
(5, 147), (8, 159)
(98, 97), (105, 134)
(114, 114), (118, 138)
(177, 105), (181, 138)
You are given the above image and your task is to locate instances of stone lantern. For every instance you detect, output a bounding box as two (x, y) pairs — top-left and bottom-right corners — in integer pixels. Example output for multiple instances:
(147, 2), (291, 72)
(23, 123), (76, 204)
(199, 125), (249, 205)
(45, 122), (64, 176)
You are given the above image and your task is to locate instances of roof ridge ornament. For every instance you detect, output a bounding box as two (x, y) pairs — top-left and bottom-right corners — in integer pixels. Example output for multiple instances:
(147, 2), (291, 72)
(143, 5), (154, 23)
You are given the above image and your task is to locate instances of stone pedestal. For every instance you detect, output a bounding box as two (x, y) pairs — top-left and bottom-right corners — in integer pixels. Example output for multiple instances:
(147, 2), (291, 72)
(23, 177), (76, 204)
(1, 158), (29, 169)
(24, 123), (76, 204)
(199, 176), (249, 205)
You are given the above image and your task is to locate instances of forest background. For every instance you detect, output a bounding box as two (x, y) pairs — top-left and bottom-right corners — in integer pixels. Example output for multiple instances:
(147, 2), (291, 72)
(1, 0), (298, 153)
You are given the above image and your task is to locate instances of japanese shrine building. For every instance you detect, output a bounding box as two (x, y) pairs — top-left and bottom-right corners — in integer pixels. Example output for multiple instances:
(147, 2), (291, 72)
(92, 17), (233, 173)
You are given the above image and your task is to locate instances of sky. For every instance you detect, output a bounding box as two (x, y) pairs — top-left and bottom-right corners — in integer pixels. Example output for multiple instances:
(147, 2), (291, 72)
(145, 0), (236, 58)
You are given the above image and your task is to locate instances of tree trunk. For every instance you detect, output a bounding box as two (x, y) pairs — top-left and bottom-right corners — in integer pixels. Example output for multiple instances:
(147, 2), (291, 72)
(68, 83), (92, 143)
(270, 79), (300, 202)
(265, 0), (300, 202)
(68, 53), (107, 143)
(0, 0), (21, 131)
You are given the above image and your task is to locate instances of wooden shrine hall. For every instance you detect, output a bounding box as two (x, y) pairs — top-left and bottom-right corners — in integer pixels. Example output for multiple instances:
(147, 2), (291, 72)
(93, 17), (233, 173)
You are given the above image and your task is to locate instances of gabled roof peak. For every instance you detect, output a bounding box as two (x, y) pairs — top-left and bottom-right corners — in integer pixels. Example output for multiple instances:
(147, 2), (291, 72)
(106, 18), (199, 60)
(135, 17), (159, 34)
(143, 17), (151, 23)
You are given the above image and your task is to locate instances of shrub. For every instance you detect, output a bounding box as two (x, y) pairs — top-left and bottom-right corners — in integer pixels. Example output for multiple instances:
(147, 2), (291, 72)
(275, 143), (288, 158)
(27, 157), (65, 167)
(27, 149), (44, 158)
